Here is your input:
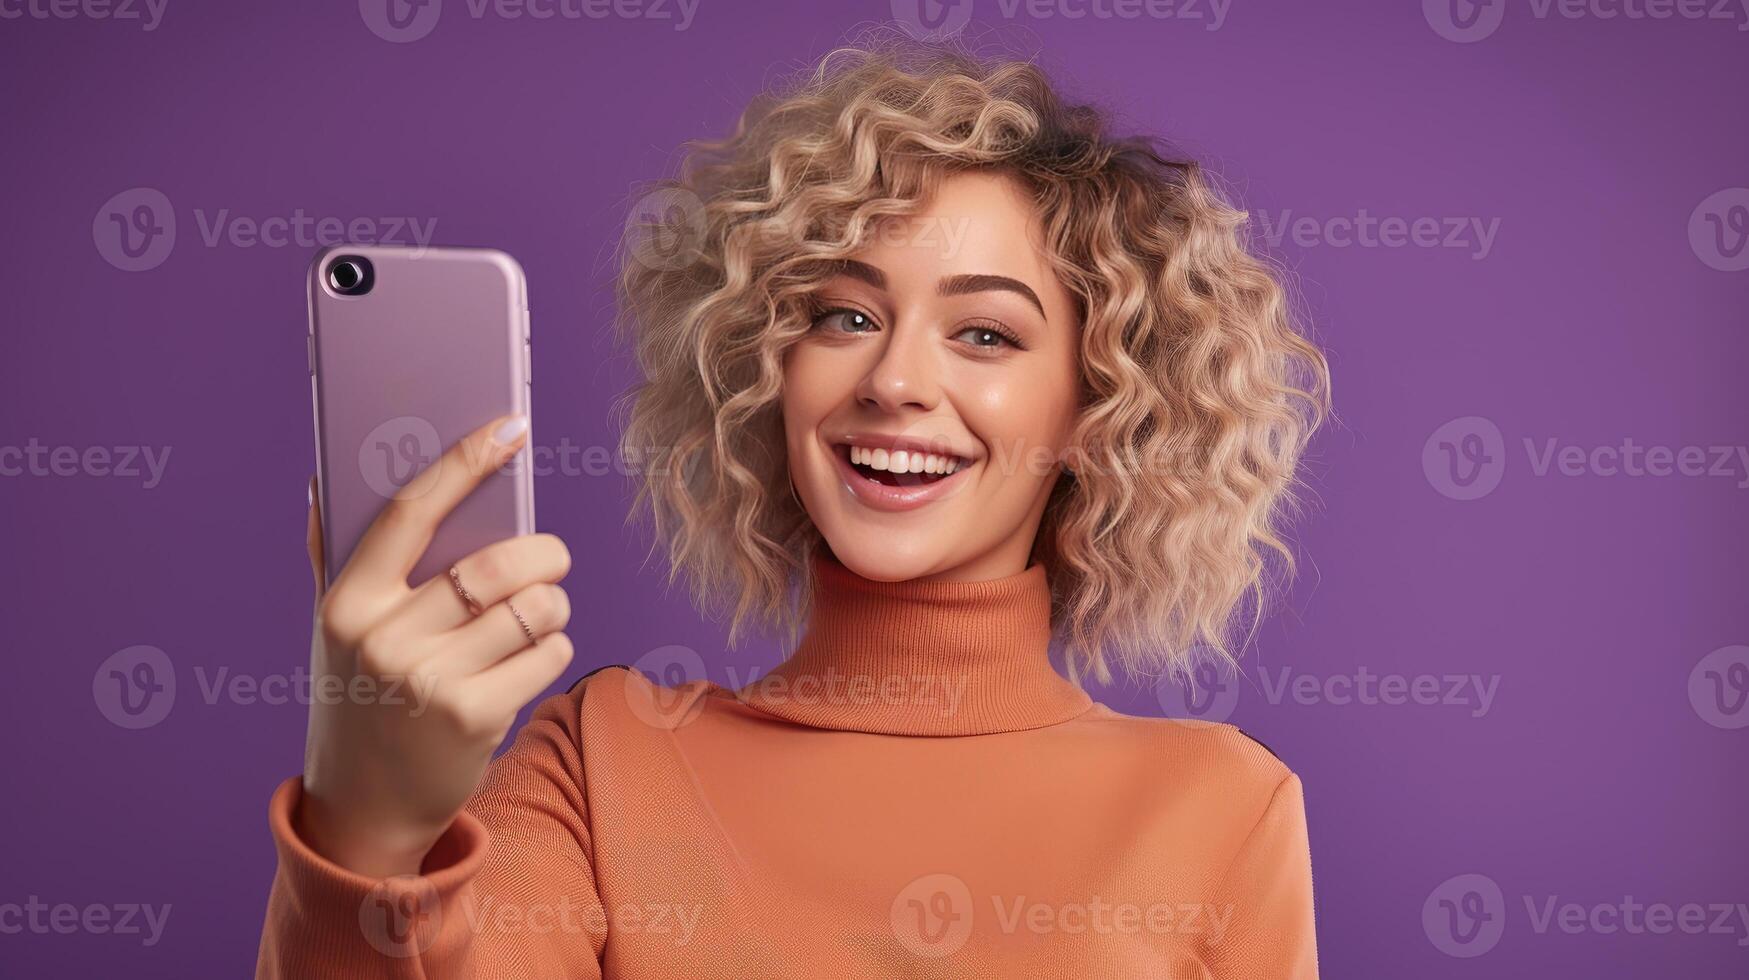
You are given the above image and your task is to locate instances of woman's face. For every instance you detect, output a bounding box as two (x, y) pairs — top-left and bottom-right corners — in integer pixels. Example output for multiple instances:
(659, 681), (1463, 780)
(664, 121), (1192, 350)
(781, 170), (1081, 583)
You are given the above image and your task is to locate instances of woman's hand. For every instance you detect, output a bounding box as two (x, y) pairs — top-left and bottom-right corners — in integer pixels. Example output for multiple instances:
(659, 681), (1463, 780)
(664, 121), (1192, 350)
(294, 415), (574, 878)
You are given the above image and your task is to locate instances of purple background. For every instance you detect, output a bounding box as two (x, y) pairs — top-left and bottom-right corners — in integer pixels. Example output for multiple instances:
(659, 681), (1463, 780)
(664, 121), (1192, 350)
(3, 0), (1747, 976)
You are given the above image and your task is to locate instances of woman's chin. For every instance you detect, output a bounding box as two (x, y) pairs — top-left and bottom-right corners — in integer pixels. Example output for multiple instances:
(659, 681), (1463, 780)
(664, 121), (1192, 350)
(815, 536), (957, 584)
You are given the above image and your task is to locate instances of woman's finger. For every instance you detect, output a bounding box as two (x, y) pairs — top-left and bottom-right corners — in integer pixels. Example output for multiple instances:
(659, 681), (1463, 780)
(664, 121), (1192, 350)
(307, 475), (326, 597)
(343, 413), (530, 588)
(469, 631), (575, 714)
(391, 533), (572, 636)
(439, 583), (572, 674)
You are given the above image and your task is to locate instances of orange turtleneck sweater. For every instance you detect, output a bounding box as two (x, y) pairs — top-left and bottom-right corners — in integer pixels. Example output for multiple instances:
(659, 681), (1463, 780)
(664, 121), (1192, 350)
(256, 553), (1318, 977)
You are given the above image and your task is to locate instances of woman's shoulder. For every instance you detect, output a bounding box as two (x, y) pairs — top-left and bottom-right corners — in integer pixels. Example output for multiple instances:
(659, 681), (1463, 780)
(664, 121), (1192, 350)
(1070, 700), (1302, 797)
(532, 663), (718, 733)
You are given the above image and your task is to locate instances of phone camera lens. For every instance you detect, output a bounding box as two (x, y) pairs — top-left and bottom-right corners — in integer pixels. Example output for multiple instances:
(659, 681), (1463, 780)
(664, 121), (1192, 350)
(326, 255), (375, 296)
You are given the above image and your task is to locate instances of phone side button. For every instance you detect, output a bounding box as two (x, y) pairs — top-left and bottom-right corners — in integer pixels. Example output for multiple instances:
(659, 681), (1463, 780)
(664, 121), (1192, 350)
(523, 339), (532, 385)
(306, 335), (315, 375)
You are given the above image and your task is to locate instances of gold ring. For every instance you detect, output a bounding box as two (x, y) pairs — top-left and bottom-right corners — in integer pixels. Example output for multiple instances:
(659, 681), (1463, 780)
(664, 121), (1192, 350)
(505, 600), (538, 645)
(448, 565), (483, 616)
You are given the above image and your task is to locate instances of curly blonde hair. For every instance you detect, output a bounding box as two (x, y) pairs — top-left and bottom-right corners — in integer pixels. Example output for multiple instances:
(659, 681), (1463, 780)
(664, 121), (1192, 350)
(614, 38), (1331, 685)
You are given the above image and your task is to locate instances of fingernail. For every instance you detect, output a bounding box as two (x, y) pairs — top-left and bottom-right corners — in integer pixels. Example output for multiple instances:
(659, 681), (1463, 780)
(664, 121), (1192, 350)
(493, 414), (530, 445)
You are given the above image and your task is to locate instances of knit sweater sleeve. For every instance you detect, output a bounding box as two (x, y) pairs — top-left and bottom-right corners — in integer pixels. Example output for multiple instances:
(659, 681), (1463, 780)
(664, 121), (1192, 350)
(1207, 770), (1320, 978)
(255, 681), (605, 979)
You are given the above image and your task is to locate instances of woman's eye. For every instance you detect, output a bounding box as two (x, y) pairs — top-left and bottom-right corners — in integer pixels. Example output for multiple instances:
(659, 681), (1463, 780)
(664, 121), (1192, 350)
(812, 308), (878, 334)
(954, 325), (1021, 350)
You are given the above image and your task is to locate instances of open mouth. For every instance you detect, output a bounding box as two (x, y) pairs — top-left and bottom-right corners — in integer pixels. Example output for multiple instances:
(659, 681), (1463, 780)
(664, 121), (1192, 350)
(838, 444), (972, 489)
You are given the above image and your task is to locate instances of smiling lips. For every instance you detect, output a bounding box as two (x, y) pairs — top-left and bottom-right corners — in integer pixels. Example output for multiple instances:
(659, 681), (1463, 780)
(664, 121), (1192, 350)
(849, 444), (963, 481)
(830, 442), (975, 511)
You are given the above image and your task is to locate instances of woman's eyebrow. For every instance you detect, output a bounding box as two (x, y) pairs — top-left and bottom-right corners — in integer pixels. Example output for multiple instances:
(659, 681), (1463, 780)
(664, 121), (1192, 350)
(826, 261), (1047, 321)
(939, 274), (1046, 320)
(828, 259), (887, 289)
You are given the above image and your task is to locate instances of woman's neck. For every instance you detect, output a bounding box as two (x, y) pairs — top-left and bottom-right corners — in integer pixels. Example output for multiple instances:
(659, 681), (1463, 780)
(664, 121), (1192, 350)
(735, 550), (1093, 736)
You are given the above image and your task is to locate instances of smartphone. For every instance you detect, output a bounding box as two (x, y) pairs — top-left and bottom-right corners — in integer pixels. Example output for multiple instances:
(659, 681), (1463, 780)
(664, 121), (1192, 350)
(308, 244), (534, 589)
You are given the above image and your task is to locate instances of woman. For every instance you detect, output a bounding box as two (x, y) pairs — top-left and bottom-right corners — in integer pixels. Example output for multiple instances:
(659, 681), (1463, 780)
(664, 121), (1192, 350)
(258, 39), (1331, 978)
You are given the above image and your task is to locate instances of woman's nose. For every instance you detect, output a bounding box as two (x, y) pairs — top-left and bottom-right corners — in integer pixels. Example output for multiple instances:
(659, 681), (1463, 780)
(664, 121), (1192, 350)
(855, 323), (940, 413)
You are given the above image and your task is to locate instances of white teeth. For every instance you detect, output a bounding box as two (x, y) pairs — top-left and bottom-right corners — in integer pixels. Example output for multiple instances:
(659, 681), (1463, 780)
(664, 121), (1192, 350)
(848, 445), (965, 475)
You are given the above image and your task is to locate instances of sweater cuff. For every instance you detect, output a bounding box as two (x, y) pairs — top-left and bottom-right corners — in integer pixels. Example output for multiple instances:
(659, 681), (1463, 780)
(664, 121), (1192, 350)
(259, 774), (490, 972)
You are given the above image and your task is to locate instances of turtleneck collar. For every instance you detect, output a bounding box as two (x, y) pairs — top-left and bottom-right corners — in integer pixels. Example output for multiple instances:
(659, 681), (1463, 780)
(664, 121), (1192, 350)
(734, 551), (1094, 737)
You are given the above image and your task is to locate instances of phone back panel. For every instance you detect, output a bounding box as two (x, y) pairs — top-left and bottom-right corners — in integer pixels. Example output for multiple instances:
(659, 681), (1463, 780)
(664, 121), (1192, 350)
(309, 245), (533, 589)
